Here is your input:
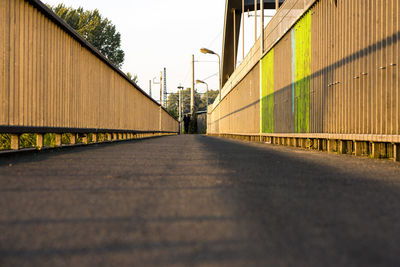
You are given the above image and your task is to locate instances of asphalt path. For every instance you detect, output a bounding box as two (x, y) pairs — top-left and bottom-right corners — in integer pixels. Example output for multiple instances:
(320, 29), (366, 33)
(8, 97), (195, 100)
(1, 135), (400, 267)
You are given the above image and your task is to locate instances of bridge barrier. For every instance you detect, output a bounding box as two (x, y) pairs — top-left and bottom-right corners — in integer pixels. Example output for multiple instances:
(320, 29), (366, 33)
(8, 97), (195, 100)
(0, 0), (178, 151)
(208, 0), (400, 161)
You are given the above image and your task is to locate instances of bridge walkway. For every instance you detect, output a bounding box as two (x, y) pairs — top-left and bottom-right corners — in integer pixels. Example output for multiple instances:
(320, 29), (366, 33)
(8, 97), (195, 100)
(1, 135), (400, 266)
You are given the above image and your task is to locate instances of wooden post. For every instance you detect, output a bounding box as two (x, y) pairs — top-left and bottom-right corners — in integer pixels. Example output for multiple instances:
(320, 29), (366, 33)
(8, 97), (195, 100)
(92, 134), (97, 143)
(107, 133), (112, 141)
(82, 134), (88, 144)
(355, 141), (363, 156)
(70, 134), (76, 145)
(55, 134), (62, 147)
(36, 134), (44, 150)
(10, 134), (19, 150)
(290, 138), (295, 147)
(394, 143), (400, 162)
(328, 139), (337, 153)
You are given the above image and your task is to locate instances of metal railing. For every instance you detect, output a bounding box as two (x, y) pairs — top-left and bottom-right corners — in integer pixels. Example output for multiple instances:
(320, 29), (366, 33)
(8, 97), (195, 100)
(0, 0), (178, 150)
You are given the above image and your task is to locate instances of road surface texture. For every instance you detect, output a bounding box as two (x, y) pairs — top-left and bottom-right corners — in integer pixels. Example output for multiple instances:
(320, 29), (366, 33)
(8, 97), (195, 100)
(1, 135), (400, 267)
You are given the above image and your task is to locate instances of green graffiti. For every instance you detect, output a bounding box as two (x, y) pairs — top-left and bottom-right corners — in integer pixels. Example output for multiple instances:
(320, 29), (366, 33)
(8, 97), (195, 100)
(293, 11), (311, 133)
(261, 49), (274, 133)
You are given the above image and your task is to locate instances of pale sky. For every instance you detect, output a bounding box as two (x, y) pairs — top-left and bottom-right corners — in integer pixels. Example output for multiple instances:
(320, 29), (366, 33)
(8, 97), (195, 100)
(45, 0), (275, 102)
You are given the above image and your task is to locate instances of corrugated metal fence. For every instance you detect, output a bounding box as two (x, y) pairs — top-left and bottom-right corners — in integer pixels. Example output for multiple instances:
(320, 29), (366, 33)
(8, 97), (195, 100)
(0, 0), (178, 148)
(208, 0), (399, 159)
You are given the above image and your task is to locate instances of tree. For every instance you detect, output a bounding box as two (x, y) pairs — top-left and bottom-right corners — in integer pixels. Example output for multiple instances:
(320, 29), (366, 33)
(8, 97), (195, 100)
(50, 4), (125, 68)
(166, 88), (219, 120)
(166, 93), (179, 119)
(198, 90), (219, 111)
(126, 72), (138, 84)
(166, 88), (198, 119)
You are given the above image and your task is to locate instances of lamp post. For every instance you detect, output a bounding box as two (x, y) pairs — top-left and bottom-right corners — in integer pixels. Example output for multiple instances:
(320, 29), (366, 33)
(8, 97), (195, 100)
(196, 80), (209, 108)
(200, 48), (221, 101)
(153, 73), (162, 131)
(191, 55), (195, 114)
(149, 80), (152, 98)
(152, 73), (162, 105)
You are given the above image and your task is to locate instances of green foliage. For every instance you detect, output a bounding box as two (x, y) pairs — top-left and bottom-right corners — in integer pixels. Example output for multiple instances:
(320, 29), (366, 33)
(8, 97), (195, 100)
(0, 134), (10, 150)
(166, 93), (179, 120)
(0, 133), (36, 149)
(96, 133), (107, 142)
(44, 133), (56, 147)
(0, 133), (107, 151)
(19, 134), (36, 148)
(198, 90), (219, 111)
(126, 72), (139, 84)
(49, 4), (125, 68)
(62, 133), (71, 144)
(166, 88), (219, 120)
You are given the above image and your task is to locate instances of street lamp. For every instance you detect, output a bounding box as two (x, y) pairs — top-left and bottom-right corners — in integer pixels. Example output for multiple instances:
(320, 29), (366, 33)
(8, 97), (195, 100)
(200, 48), (221, 101)
(152, 73), (162, 105)
(195, 79), (209, 108)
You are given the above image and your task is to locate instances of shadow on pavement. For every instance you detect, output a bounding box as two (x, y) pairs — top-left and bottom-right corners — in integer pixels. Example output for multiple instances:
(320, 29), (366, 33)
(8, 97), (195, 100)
(1, 135), (400, 266)
(195, 135), (400, 266)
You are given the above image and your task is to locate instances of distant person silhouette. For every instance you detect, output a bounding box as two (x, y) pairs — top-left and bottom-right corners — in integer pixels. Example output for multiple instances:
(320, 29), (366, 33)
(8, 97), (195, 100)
(183, 114), (191, 134)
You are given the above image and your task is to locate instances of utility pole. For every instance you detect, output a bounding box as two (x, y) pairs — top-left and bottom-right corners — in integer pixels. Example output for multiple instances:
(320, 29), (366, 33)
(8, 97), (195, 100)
(153, 73), (163, 132)
(163, 68), (167, 107)
(206, 86), (209, 107)
(159, 72), (162, 132)
(242, 0), (245, 60)
(149, 80), (152, 98)
(261, 0), (264, 55)
(191, 54), (195, 114)
(254, 0), (257, 42)
(159, 71), (162, 106)
(232, 8), (236, 69)
(178, 85), (184, 134)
